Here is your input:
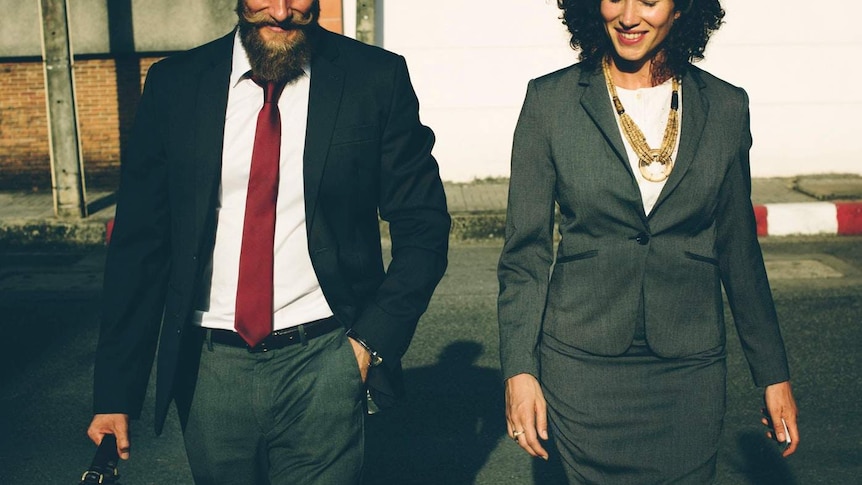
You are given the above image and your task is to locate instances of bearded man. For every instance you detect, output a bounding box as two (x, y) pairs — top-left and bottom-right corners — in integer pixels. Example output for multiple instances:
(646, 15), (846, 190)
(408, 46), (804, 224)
(86, 1), (450, 483)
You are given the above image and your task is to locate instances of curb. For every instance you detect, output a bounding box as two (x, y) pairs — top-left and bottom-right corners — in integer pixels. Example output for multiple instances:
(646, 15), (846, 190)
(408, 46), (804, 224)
(3, 201), (862, 250)
(754, 202), (862, 237)
(0, 218), (109, 250)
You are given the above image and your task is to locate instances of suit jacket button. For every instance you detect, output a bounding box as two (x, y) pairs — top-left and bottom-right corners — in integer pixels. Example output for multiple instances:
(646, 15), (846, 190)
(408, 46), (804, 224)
(635, 233), (650, 245)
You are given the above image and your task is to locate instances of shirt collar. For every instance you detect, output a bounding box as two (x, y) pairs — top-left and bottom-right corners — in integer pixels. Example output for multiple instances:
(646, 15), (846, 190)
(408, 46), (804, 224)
(230, 31), (253, 87)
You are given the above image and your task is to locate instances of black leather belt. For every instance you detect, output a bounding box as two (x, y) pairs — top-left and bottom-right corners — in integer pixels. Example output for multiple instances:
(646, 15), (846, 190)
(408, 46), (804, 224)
(204, 316), (341, 352)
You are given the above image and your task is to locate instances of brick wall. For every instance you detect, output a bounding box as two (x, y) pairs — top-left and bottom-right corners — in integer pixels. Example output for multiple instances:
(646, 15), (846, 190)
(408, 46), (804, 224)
(0, 62), (51, 189)
(76, 57), (161, 189)
(0, 0), (343, 191)
(0, 57), (160, 190)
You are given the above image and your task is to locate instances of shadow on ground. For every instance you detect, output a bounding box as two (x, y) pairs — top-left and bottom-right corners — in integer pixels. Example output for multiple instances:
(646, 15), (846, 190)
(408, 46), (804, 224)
(728, 430), (797, 485)
(363, 341), (506, 484)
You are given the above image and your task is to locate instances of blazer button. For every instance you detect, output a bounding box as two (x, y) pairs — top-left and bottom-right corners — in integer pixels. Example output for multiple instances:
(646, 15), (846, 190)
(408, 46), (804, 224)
(635, 233), (650, 245)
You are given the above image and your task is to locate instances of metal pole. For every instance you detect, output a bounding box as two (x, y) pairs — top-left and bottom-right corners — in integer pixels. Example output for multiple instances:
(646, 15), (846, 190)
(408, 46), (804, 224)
(356, 0), (375, 45)
(39, 0), (87, 218)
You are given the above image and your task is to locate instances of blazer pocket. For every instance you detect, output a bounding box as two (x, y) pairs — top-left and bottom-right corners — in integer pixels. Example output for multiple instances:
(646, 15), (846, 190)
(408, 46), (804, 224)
(555, 249), (599, 265)
(684, 251), (719, 266)
(331, 124), (378, 146)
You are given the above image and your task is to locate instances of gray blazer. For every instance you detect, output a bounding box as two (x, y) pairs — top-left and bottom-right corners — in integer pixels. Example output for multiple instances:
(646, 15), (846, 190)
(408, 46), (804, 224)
(498, 63), (789, 388)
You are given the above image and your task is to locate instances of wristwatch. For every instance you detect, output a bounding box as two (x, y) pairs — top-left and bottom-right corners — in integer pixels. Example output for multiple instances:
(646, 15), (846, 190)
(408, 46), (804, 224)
(346, 329), (384, 367)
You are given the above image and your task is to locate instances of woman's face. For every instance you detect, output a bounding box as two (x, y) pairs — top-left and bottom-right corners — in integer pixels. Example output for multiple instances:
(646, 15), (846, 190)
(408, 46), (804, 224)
(601, 0), (680, 67)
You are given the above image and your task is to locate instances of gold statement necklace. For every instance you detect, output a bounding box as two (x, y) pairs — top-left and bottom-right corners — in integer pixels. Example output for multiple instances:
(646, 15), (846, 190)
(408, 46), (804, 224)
(602, 56), (680, 182)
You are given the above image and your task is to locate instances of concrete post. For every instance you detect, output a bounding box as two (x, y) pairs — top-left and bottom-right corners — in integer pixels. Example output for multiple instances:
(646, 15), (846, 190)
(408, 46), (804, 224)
(356, 0), (375, 45)
(39, 0), (87, 218)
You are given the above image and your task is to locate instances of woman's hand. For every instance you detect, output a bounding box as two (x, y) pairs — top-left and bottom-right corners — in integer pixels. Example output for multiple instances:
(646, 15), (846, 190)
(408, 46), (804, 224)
(505, 373), (549, 460)
(762, 381), (799, 457)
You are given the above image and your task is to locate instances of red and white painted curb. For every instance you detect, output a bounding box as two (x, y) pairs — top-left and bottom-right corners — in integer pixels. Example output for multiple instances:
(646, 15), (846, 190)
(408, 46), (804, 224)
(103, 201), (862, 244)
(755, 202), (862, 237)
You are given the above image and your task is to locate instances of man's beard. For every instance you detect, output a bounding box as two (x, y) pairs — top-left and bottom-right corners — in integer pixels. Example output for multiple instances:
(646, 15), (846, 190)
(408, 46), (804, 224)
(236, 1), (319, 83)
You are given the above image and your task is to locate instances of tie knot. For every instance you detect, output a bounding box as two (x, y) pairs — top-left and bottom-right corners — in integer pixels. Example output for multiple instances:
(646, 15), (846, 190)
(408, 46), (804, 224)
(254, 78), (287, 104)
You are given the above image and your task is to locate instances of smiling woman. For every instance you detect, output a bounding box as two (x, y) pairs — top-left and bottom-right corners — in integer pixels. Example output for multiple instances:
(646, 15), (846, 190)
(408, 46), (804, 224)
(600, 0), (680, 82)
(558, 0), (723, 85)
(499, 0), (800, 483)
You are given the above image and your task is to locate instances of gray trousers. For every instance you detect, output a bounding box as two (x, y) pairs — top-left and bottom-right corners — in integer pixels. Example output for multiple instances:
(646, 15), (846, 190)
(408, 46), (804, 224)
(176, 328), (366, 485)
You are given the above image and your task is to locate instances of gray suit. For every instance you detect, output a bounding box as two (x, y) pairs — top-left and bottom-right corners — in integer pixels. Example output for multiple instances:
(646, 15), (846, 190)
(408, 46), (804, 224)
(497, 63), (789, 389)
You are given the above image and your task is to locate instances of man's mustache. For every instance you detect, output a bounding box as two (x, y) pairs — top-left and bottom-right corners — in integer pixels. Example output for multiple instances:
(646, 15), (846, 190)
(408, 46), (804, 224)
(239, 7), (316, 29)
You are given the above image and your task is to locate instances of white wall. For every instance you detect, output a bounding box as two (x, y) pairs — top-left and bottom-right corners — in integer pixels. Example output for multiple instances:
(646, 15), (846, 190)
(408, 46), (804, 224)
(360, 0), (862, 181)
(381, 0), (573, 181)
(696, 0), (862, 177)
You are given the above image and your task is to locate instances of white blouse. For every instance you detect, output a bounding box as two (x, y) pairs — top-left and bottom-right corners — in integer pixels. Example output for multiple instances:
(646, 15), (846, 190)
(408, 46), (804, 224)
(609, 78), (682, 215)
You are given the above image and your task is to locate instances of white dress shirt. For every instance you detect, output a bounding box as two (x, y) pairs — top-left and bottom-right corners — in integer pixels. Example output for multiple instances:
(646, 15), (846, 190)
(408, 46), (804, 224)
(195, 32), (334, 331)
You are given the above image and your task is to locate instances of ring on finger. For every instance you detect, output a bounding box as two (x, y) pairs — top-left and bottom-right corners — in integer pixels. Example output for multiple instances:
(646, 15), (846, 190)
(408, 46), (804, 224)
(512, 430), (525, 441)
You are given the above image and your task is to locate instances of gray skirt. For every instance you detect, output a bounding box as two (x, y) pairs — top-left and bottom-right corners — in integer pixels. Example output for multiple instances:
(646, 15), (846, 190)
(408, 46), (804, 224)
(540, 333), (726, 485)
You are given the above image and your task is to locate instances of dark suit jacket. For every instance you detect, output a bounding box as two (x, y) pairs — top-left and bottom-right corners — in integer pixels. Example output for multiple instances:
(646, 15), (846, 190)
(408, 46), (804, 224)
(498, 63), (789, 388)
(94, 27), (450, 434)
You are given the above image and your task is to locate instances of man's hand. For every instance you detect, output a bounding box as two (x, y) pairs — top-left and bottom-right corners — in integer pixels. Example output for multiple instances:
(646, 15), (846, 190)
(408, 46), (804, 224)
(87, 414), (131, 460)
(347, 337), (371, 383)
(762, 381), (800, 457)
(505, 373), (549, 460)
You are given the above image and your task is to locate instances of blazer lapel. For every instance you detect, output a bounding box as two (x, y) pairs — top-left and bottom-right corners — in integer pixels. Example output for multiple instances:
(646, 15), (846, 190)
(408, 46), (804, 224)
(579, 68), (632, 178)
(579, 68), (648, 223)
(651, 68), (709, 214)
(192, 34), (233, 243)
(303, 29), (345, 225)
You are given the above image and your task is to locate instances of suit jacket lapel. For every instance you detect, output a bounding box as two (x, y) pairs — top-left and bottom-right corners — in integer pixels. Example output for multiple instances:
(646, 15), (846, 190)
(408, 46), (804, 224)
(651, 67), (709, 214)
(579, 68), (632, 178)
(303, 29), (345, 226)
(192, 33), (233, 243)
(579, 68), (648, 223)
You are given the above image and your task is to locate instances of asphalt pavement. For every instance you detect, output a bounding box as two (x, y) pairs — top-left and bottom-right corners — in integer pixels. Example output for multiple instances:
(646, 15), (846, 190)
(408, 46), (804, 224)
(1, 175), (861, 484)
(1, 237), (862, 484)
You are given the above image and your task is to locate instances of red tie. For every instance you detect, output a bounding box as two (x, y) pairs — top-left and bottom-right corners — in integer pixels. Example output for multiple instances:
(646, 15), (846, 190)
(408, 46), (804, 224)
(235, 79), (287, 347)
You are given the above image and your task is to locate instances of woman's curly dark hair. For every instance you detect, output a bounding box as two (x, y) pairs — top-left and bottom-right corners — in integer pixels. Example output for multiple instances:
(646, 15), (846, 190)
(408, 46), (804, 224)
(557, 0), (725, 80)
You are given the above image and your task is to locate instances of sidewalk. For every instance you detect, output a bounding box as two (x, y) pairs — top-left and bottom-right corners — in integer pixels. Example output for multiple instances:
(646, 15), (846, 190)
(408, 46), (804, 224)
(445, 174), (862, 239)
(1, 174), (861, 248)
